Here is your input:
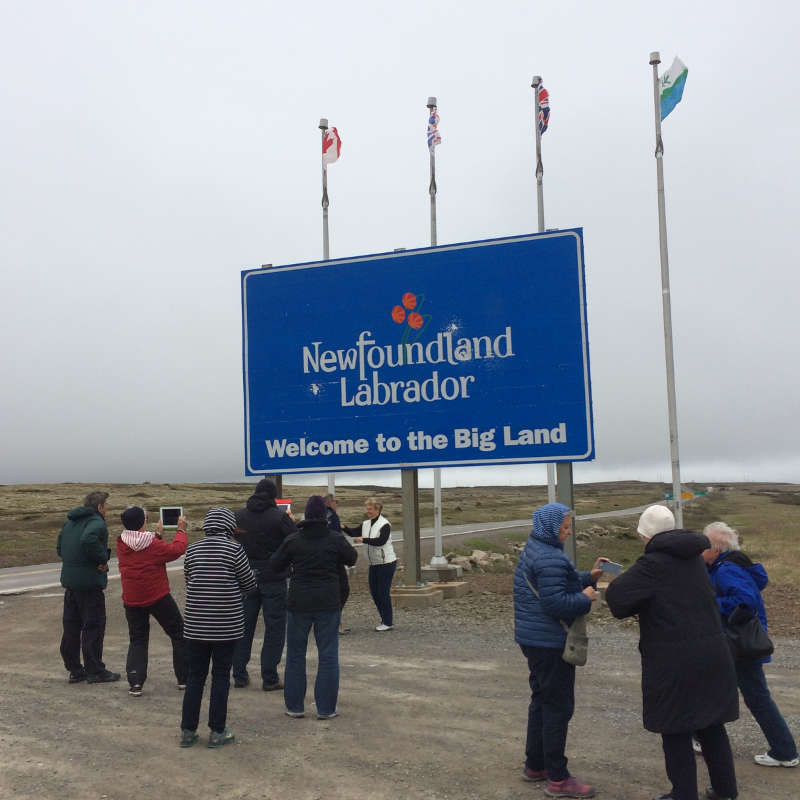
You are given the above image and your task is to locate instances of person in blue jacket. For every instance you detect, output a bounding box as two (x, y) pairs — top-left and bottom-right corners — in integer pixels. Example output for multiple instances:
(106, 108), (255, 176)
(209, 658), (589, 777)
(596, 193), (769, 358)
(513, 502), (605, 799)
(703, 521), (798, 769)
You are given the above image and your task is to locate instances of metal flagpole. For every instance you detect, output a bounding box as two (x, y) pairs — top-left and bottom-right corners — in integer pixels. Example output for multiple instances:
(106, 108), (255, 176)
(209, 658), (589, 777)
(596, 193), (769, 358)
(320, 117), (335, 495)
(532, 75), (556, 505)
(649, 52), (683, 526)
(427, 97), (447, 568)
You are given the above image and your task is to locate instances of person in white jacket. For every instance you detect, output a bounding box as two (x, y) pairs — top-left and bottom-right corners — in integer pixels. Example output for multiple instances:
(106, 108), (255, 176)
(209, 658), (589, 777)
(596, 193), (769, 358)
(343, 498), (396, 631)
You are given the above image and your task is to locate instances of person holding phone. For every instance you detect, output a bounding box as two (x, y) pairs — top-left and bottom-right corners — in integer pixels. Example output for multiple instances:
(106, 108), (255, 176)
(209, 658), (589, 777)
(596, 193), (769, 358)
(513, 502), (602, 798)
(117, 506), (188, 697)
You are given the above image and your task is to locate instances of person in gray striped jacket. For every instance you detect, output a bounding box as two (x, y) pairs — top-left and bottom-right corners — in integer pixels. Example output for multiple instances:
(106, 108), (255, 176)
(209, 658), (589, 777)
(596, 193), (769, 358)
(179, 507), (256, 748)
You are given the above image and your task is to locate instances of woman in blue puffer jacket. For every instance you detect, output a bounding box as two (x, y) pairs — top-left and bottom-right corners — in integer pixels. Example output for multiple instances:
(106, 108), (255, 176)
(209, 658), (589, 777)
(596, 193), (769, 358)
(513, 502), (606, 799)
(702, 521), (798, 769)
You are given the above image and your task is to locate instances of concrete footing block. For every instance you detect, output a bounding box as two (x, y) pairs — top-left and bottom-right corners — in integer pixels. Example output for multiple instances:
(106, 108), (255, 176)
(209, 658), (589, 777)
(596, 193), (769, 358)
(426, 580), (469, 599)
(421, 564), (463, 582)
(390, 586), (444, 608)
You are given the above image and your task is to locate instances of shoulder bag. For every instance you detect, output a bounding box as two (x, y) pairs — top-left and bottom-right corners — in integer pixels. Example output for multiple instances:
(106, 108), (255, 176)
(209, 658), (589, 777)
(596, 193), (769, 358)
(725, 603), (773, 662)
(525, 575), (589, 666)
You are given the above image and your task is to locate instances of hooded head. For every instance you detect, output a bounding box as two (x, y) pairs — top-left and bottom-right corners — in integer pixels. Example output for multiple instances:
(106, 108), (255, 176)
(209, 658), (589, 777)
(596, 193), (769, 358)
(531, 502), (572, 543)
(203, 506), (237, 536)
(120, 506), (146, 531)
(637, 505), (675, 540)
(304, 495), (328, 522)
(255, 478), (278, 499)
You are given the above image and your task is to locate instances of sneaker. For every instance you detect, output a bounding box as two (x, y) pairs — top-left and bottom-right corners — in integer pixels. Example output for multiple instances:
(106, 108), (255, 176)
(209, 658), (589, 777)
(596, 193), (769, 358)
(68, 670), (87, 684)
(176, 683), (186, 690)
(754, 752), (799, 768)
(207, 728), (235, 748)
(233, 676), (249, 689)
(179, 729), (199, 748)
(375, 623), (393, 632)
(704, 789), (737, 799)
(317, 711), (339, 720)
(86, 670), (121, 684)
(693, 736), (703, 754)
(522, 767), (547, 782)
(285, 710), (304, 718)
(128, 685), (143, 697)
(262, 680), (283, 691)
(652, 794), (675, 800)
(544, 776), (596, 798)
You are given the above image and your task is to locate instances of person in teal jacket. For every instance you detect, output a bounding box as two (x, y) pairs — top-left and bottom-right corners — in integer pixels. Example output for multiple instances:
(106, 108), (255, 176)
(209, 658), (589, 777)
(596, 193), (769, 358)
(57, 491), (120, 684)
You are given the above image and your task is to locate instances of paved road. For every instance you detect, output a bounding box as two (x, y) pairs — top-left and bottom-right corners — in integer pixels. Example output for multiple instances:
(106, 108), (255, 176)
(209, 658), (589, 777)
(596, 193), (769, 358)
(0, 505), (652, 596)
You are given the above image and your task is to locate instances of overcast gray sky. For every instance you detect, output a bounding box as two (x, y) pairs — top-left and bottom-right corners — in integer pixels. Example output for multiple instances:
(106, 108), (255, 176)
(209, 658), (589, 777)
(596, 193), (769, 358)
(1, 1), (798, 487)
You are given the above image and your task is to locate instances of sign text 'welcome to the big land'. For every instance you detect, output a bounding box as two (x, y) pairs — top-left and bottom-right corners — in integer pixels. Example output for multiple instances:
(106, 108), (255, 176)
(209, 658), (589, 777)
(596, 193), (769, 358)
(241, 230), (594, 475)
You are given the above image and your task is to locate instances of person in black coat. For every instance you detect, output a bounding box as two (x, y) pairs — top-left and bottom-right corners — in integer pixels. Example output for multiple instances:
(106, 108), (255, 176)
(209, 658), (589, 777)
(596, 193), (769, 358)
(269, 495), (358, 719)
(605, 505), (739, 800)
(232, 478), (297, 691)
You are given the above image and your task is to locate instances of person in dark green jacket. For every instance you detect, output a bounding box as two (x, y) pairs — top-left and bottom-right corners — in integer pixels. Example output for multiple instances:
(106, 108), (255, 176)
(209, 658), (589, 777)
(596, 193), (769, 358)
(57, 491), (120, 684)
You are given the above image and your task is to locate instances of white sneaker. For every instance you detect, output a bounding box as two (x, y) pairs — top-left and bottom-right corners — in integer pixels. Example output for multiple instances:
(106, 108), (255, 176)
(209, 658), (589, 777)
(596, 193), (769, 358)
(285, 710), (304, 718)
(693, 737), (703, 754)
(754, 752), (799, 768)
(375, 623), (393, 632)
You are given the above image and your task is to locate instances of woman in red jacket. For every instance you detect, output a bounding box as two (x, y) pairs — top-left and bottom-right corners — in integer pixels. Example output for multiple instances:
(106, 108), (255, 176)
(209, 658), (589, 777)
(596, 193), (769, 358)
(117, 506), (188, 697)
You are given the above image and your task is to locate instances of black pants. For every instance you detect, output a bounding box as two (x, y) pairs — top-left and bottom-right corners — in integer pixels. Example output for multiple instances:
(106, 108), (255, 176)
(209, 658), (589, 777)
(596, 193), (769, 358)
(180, 640), (236, 734)
(521, 645), (575, 782)
(367, 562), (396, 626)
(60, 587), (106, 676)
(124, 593), (186, 687)
(662, 724), (737, 800)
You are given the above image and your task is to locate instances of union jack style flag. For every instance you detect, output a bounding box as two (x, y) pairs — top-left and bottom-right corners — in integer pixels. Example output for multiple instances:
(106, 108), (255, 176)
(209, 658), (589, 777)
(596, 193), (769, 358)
(427, 107), (441, 152)
(537, 86), (550, 135)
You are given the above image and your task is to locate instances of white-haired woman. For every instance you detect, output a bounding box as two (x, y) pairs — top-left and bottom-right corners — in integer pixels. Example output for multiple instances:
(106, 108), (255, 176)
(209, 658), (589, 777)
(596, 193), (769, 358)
(606, 505), (739, 800)
(702, 521), (798, 769)
(343, 497), (396, 631)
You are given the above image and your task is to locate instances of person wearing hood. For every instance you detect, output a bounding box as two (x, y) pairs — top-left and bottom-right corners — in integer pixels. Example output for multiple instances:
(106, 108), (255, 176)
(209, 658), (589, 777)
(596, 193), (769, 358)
(269, 495), (358, 719)
(179, 507), (257, 748)
(116, 506), (188, 697)
(512, 502), (604, 799)
(232, 477), (297, 691)
(57, 490), (120, 684)
(606, 505), (739, 800)
(702, 521), (798, 769)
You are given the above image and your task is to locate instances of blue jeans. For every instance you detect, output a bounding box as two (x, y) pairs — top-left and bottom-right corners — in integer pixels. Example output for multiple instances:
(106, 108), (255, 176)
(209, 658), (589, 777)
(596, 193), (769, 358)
(232, 580), (287, 685)
(737, 658), (798, 760)
(521, 645), (575, 782)
(368, 561), (396, 626)
(284, 609), (340, 716)
(181, 639), (236, 733)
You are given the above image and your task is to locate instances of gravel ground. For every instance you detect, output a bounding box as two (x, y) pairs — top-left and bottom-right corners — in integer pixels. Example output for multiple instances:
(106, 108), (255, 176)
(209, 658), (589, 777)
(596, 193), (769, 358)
(1, 569), (798, 800)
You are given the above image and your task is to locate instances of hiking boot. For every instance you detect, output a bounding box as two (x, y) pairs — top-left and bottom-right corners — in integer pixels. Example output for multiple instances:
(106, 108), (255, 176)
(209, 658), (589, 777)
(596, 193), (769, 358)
(207, 728), (235, 748)
(522, 767), (547, 782)
(375, 623), (393, 631)
(233, 676), (249, 689)
(179, 729), (199, 748)
(86, 670), (121, 684)
(262, 680), (283, 691)
(285, 709), (304, 718)
(754, 752), (799, 768)
(68, 670), (87, 684)
(704, 788), (738, 799)
(128, 685), (143, 697)
(544, 776), (596, 798)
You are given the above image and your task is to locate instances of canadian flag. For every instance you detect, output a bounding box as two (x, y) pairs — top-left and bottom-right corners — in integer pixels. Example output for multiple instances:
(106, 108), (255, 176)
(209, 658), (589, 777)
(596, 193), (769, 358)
(322, 127), (342, 165)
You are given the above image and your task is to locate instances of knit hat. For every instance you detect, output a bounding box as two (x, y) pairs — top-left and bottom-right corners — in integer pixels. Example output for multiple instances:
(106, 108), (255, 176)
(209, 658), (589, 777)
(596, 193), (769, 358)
(203, 506), (237, 535)
(120, 506), (146, 531)
(304, 495), (327, 522)
(255, 478), (278, 499)
(531, 502), (571, 543)
(637, 505), (675, 539)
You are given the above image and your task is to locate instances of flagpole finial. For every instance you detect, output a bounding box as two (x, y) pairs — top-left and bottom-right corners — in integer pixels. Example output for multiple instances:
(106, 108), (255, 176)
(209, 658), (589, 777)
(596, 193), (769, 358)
(319, 118), (329, 131)
(427, 96), (437, 109)
(531, 75), (542, 88)
(649, 52), (661, 66)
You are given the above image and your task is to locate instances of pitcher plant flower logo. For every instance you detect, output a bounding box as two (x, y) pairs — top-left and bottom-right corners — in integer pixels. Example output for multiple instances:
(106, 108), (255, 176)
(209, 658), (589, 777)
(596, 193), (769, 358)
(392, 291), (432, 346)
